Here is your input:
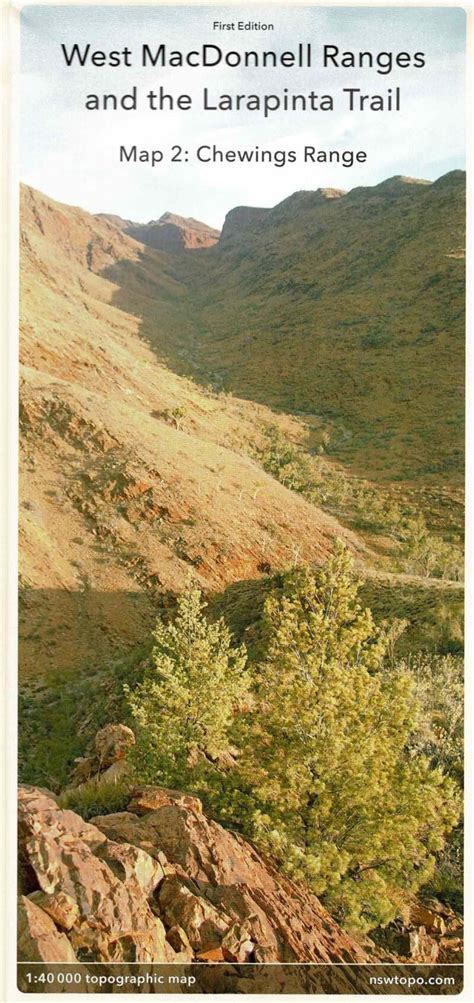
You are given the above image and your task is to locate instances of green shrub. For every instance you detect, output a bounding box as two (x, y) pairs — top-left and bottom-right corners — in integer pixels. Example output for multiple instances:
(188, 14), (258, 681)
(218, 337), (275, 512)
(233, 547), (460, 931)
(126, 581), (249, 796)
(254, 425), (463, 581)
(400, 514), (464, 580)
(127, 549), (461, 933)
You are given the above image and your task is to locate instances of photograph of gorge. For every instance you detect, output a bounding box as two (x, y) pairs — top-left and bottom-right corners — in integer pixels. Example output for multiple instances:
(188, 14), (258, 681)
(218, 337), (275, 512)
(18, 170), (465, 989)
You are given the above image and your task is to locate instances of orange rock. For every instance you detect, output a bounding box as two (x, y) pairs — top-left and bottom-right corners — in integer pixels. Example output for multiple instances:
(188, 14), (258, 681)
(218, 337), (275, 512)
(128, 785), (203, 815)
(196, 946), (226, 963)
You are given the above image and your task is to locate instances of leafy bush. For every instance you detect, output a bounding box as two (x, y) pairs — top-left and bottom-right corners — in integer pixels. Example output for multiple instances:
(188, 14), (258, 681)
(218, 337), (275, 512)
(256, 425), (317, 495)
(127, 549), (461, 932)
(400, 514), (463, 581)
(233, 548), (460, 931)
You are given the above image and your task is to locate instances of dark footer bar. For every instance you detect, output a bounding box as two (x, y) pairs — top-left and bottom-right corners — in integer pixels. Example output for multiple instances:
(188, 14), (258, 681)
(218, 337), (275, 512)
(17, 962), (463, 995)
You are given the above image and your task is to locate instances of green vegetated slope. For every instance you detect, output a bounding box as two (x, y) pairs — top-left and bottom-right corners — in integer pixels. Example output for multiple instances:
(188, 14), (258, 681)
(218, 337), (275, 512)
(209, 569), (463, 660)
(19, 178), (464, 800)
(19, 180), (465, 927)
(139, 172), (465, 483)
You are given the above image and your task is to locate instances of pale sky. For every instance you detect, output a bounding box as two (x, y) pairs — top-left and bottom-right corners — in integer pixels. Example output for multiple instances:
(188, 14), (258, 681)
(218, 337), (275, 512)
(21, 5), (466, 228)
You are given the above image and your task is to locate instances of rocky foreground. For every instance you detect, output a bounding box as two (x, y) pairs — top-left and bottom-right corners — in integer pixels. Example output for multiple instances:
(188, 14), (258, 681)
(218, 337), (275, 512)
(18, 726), (462, 994)
(19, 781), (372, 967)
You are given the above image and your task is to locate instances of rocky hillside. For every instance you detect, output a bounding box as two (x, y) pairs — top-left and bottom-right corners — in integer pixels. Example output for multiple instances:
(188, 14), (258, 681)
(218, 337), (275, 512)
(97, 210), (220, 251)
(18, 783), (372, 967)
(18, 178), (464, 982)
(21, 184), (366, 682)
(19, 182), (463, 775)
(18, 725), (462, 986)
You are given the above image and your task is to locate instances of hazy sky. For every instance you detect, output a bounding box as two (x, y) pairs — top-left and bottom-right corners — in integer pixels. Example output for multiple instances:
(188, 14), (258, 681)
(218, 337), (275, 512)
(21, 5), (465, 228)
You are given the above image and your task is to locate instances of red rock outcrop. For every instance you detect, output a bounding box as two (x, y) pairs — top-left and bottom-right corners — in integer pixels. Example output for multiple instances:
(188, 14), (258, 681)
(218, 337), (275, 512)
(18, 784), (372, 968)
(125, 212), (220, 251)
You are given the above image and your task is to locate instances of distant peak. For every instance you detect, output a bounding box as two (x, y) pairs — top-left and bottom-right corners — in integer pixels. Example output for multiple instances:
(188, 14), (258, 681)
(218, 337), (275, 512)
(124, 212), (219, 252)
(157, 211), (195, 226)
(432, 169), (466, 188)
(374, 175), (432, 191)
(144, 210), (218, 233)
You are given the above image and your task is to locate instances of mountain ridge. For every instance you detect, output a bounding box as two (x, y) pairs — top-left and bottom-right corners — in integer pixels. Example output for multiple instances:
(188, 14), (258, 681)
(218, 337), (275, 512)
(157, 169), (465, 481)
(96, 208), (220, 251)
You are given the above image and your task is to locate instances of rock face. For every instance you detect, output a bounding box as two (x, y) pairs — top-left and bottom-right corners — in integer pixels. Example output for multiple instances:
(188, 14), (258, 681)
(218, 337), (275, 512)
(18, 784), (372, 967)
(18, 787), (176, 963)
(219, 205), (270, 246)
(69, 723), (135, 788)
(126, 212), (220, 251)
(379, 896), (464, 964)
(96, 209), (220, 249)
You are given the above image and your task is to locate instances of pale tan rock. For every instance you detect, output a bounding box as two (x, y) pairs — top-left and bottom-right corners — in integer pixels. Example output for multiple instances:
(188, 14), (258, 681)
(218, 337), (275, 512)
(406, 901), (447, 935)
(95, 838), (164, 897)
(89, 810), (175, 872)
(94, 723), (135, 766)
(28, 890), (79, 930)
(158, 875), (229, 951)
(405, 926), (440, 963)
(221, 921), (255, 961)
(165, 925), (194, 962)
(68, 757), (132, 797)
(18, 896), (77, 962)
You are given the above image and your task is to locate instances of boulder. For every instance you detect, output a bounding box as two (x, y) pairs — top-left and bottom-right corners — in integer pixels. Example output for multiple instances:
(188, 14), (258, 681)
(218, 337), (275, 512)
(221, 921), (255, 962)
(94, 723), (135, 767)
(401, 926), (439, 963)
(158, 875), (230, 952)
(128, 785), (202, 816)
(28, 890), (79, 931)
(18, 786), (173, 963)
(165, 924), (194, 962)
(18, 896), (77, 963)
